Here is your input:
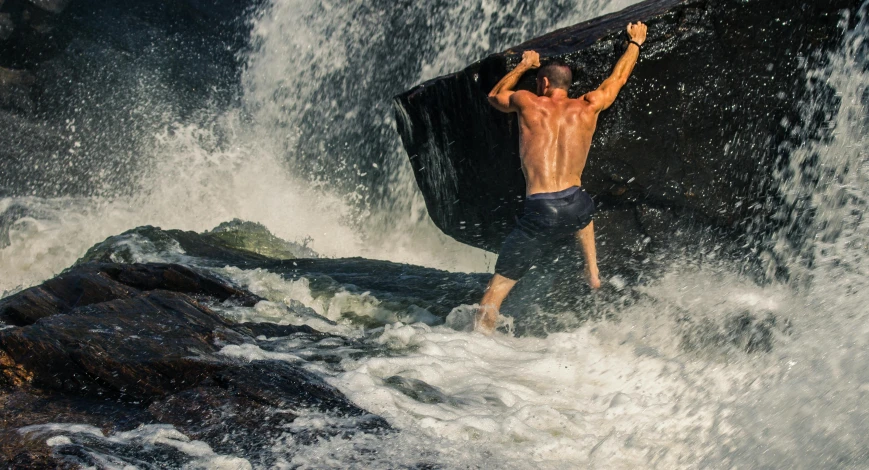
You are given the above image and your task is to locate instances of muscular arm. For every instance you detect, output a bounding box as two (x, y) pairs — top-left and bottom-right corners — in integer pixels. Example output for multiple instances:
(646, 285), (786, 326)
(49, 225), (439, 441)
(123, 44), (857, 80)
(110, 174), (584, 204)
(585, 22), (648, 112)
(488, 51), (540, 113)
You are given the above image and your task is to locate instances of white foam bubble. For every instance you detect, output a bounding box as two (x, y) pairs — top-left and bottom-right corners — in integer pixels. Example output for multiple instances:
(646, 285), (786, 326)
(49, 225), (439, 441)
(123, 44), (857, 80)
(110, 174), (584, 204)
(215, 266), (443, 335)
(19, 423), (252, 470)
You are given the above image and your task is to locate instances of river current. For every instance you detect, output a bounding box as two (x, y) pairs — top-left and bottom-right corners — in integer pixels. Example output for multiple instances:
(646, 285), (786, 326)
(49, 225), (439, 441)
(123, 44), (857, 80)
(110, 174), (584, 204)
(3, 0), (869, 468)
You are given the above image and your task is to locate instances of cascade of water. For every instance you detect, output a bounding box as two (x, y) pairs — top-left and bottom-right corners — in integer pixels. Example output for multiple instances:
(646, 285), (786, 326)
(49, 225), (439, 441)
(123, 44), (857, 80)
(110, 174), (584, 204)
(765, 2), (869, 287)
(239, 0), (639, 268)
(0, 0), (638, 293)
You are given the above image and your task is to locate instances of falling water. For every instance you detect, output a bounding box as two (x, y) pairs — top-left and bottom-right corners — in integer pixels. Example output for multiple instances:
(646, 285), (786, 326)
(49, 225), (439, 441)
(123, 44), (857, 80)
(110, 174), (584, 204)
(0, 0), (639, 294)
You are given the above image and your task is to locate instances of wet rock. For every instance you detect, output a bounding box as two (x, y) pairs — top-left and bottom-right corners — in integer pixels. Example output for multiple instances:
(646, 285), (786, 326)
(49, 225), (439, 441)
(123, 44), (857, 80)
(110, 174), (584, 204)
(268, 257), (488, 317)
(0, 261), (389, 464)
(0, 381), (169, 467)
(234, 322), (326, 339)
(148, 361), (389, 456)
(80, 223), (490, 318)
(77, 222), (315, 266)
(0, 349), (32, 388)
(216, 361), (386, 423)
(384, 375), (458, 406)
(146, 385), (289, 456)
(0, 262), (260, 326)
(0, 290), (235, 399)
(78, 225), (277, 267)
(679, 310), (790, 355)
(394, 0), (859, 253)
(205, 219), (319, 260)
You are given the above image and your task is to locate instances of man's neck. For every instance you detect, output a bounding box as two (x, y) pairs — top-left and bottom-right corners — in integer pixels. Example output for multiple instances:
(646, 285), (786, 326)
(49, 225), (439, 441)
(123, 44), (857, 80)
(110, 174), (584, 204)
(544, 88), (569, 99)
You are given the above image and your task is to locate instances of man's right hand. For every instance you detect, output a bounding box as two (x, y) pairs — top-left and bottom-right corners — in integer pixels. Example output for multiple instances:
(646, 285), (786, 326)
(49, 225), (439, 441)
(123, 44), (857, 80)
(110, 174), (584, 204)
(521, 50), (541, 69)
(627, 22), (647, 46)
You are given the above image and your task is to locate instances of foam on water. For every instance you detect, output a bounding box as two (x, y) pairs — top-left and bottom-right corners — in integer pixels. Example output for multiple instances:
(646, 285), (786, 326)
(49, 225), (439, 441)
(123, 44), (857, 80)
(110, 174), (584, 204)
(214, 266), (443, 336)
(19, 423), (253, 469)
(182, 247), (860, 468)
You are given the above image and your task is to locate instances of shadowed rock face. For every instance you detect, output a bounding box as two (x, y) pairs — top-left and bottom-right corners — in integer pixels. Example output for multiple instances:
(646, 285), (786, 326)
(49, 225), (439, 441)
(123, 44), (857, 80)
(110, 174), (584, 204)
(394, 0), (859, 254)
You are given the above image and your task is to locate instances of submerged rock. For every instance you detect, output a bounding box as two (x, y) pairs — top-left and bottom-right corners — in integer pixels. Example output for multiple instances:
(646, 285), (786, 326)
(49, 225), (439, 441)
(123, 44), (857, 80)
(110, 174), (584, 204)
(394, 0), (859, 255)
(0, 15), (14, 42)
(0, 66), (34, 114)
(0, 262), (388, 466)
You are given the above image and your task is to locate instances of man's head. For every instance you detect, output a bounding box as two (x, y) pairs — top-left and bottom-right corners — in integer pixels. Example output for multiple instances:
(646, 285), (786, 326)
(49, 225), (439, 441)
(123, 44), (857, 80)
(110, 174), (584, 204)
(536, 62), (572, 96)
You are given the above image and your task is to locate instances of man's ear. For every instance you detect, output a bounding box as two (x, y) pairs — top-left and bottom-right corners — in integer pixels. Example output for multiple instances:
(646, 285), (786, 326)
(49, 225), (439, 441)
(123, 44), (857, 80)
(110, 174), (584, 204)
(542, 76), (551, 92)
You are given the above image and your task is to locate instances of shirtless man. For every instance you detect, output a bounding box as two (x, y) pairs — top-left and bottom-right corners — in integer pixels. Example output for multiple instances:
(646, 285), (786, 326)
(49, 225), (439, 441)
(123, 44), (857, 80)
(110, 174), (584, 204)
(475, 22), (648, 334)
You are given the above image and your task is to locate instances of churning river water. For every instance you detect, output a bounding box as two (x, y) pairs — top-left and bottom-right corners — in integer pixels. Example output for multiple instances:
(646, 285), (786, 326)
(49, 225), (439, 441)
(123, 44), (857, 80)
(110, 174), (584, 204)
(3, 0), (869, 468)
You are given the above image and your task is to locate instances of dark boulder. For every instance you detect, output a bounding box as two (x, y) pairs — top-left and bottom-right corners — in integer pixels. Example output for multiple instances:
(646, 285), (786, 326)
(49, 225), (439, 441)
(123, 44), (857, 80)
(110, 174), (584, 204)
(1, 290), (237, 399)
(76, 223), (318, 268)
(394, 0), (859, 254)
(0, 66), (34, 113)
(0, 262), (260, 326)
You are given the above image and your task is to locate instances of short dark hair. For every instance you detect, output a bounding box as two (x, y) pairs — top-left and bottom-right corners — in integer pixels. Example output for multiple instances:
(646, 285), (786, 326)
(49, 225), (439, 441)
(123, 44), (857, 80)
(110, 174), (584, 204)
(538, 61), (572, 90)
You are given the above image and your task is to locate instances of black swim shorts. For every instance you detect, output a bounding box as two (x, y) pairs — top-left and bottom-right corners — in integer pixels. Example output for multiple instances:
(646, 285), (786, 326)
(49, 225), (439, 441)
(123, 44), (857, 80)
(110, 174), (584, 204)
(494, 186), (595, 281)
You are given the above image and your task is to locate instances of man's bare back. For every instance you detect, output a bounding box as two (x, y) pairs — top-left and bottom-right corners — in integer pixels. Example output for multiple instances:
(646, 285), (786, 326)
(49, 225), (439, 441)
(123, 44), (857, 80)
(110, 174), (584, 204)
(511, 89), (597, 195)
(474, 22), (648, 334)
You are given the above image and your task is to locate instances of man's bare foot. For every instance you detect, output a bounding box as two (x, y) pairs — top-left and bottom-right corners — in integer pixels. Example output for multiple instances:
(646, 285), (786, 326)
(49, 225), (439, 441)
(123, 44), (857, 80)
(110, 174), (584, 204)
(474, 306), (498, 335)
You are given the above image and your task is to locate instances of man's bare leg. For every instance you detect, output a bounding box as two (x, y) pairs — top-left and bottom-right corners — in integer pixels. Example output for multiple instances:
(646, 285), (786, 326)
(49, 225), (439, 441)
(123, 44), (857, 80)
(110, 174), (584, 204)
(475, 274), (518, 334)
(577, 221), (602, 289)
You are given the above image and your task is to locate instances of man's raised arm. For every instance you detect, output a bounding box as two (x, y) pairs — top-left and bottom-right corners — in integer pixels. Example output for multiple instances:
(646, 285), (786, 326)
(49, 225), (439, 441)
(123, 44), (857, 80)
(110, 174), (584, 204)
(487, 50), (540, 113)
(585, 22), (648, 112)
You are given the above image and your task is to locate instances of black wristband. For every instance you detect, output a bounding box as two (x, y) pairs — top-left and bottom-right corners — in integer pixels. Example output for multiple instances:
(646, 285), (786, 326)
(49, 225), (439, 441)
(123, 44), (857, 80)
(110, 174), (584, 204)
(628, 40), (642, 50)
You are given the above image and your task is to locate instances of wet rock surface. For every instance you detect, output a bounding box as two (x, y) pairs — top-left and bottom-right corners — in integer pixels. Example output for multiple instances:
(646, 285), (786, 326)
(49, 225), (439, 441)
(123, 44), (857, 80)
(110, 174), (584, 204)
(0, 262), (389, 467)
(394, 0), (859, 256)
(77, 223), (316, 268)
(79, 224), (491, 318)
(265, 257), (488, 318)
(0, 262), (260, 326)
